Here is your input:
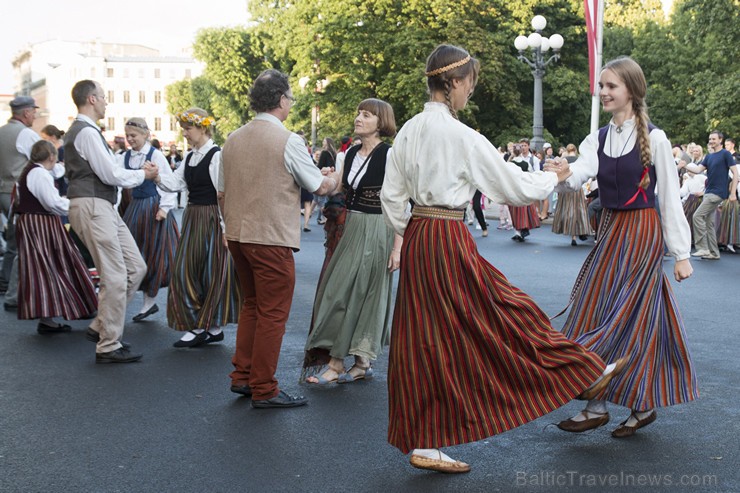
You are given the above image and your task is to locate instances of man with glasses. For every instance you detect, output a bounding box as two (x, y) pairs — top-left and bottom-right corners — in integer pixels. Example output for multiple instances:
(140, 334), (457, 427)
(221, 69), (341, 408)
(65, 80), (158, 363)
(0, 96), (40, 304)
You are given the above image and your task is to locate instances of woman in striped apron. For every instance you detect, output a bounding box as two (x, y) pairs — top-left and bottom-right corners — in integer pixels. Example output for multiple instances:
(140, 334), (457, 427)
(551, 57), (697, 438)
(380, 44), (626, 474)
(120, 118), (179, 322)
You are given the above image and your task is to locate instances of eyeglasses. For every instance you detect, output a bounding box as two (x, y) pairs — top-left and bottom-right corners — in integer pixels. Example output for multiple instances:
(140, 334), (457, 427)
(283, 93), (296, 104)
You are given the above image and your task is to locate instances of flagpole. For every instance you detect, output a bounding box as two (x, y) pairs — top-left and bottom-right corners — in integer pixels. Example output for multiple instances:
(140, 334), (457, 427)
(590, 0), (605, 133)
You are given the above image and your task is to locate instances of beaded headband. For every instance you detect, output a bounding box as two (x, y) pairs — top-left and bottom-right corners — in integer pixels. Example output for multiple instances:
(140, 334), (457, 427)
(176, 111), (215, 128)
(425, 55), (471, 77)
(125, 120), (149, 130)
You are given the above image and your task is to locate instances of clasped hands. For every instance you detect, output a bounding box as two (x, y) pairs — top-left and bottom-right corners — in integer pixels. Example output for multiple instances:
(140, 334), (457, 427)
(542, 158), (572, 183)
(142, 161), (160, 181)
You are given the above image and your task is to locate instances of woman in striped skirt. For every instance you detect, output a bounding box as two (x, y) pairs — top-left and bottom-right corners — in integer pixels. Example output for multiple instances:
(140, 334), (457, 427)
(156, 108), (241, 347)
(120, 118), (179, 322)
(679, 169), (705, 244)
(551, 144), (592, 246)
(380, 44), (626, 474)
(508, 145), (541, 242)
(552, 57), (697, 438)
(16, 140), (97, 333)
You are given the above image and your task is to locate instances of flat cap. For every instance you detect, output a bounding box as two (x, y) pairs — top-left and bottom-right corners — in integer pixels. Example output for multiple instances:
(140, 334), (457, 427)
(9, 96), (39, 111)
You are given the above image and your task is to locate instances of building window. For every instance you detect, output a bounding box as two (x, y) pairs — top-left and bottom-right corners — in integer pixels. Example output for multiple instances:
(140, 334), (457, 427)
(154, 91), (162, 104)
(123, 68), (129, 78)
(185, 69), (192, 79)
(123, 91), (130, 103)
(154, 118), (162, 131)
(106, 68), (114, 78)
(169, 117), (177, 131)
(107, 117), (115, 131)
(139, 91), (146, 103)
(154, 68), (160, 78)
(107, 90), (115, 103)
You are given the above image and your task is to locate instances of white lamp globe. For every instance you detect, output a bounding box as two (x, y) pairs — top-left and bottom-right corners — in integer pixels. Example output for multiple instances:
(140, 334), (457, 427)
(514, 35), (529, 51)
(532, 15), (547, 31)
(549, 33), (565, 50)
(527, 32), (542, 49)
(540, 38), (551, 52)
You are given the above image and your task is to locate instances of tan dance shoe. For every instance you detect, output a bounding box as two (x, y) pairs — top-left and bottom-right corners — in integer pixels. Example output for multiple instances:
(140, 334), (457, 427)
(410, 454), (471, 474)
(578, 356), (629, 400)
(557, 411), (610, 432)
(611, 410), (657, 438)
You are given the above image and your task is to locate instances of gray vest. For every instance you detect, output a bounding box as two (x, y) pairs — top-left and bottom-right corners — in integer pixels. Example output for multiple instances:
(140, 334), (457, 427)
(0, 119), (29, 194)
(64, 119), (117, 204)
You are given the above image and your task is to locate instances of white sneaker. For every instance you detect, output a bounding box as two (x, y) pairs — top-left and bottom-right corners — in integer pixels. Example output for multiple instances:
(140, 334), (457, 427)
(727, 244), (736, 253)
(691, 250), (711, 257)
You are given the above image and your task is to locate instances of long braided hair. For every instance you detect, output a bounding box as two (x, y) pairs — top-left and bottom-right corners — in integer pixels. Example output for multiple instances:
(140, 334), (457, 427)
(425, 45), (480, 120)
(603, 57), (652, 189)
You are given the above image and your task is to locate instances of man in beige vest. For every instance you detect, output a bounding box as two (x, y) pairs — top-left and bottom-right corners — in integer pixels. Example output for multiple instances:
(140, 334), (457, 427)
(222, 69), (340, 408)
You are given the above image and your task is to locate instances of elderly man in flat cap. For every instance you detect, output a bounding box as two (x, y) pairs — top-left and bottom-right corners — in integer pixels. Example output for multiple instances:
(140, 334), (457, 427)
(0, 96), (40, 307)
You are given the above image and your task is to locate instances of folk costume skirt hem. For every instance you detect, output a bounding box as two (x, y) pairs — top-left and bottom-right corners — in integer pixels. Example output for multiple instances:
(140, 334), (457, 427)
(561, 208), (698, 411)
(17, 214), (97, 320)
(510, 203), (540, 231)
(552, 191), (592, 236)
(387, 217), (605, 454)
(122, 195), (179, 297)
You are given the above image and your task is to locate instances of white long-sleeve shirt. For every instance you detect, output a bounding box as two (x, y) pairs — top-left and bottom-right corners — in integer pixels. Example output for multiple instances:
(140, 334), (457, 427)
(26, 164), (70, 216)
(157, 139), (221, 194)
(73, 114), (145, 189)
(117, 143), (177, 213)
(680, 173), (706, 202)
(381, 102), (557, 235)
(558, 118), (691, 261)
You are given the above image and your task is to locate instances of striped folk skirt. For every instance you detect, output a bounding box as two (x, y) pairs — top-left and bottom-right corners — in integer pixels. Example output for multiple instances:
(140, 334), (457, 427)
(510, 203), (541, 231)
(122, 196), (180, 297)
(682, 194), (702, 242)
(167, 204), (241, 331)
(388, 217), (605, 454)
(561, 208), (698, 411)
(16, 213), (97, 320)
(716, 199), (739, 246)
(552, 191), (592, 236)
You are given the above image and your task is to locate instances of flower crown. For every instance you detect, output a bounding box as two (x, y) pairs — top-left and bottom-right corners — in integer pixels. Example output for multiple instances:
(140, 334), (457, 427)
(176, 111), (215, 128)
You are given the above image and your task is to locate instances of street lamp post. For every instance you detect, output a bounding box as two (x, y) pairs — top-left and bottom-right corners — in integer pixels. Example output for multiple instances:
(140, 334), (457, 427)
(514, 15), (564, 152)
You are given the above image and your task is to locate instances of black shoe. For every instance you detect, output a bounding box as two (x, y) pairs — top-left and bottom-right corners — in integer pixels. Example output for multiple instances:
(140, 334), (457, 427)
(37, 322), (72, 334)
(4, 302), (17, 312)
(86, 328), (131, 349)
(173, 331), (209, 348)
(231, 385), (252, 397)
(95, 347), (143, 364)
(511, 234), (524, 242)
(251, 390), (308, 409)
(579, 235), (588, 241)
(521, 228), (530, 238)
(204, 331), (224, 344)
(571, 239), (578, 246)
(132, 304), (159, 322)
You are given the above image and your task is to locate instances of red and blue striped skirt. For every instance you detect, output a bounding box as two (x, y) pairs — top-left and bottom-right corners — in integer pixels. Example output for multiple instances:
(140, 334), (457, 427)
(16, 214), (97, 320)
(167, 204), (241, 331)
(510, 203), (540, 231)
(122, 196), (180, 297)
(716, 199), (739, 246)
(561, 208), (698, 411)
(388, 216), (605, 454)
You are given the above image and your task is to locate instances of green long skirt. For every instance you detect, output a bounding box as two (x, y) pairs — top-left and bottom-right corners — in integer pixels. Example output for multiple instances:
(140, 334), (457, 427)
(304, 212), (394, 369)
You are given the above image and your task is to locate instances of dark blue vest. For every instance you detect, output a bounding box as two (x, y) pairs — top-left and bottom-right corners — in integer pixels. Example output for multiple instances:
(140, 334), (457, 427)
(184, 147), (220, 206)
(596, 124), (657, 210)
(124, 147), (159, 199)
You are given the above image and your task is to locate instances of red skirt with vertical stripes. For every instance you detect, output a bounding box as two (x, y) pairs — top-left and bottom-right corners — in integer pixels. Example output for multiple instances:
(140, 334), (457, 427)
(560, 208), (698, 411)
(16, 213), (97, 320)
(509, 203), (541, 231)
(388, 217), (605, 453)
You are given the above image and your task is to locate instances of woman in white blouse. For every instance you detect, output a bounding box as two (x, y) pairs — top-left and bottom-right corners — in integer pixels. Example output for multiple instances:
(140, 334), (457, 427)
(15, 140), (97, 333)
(155, 108), (240, 348)
(119, 118), (179, 322)
(380, 44), (624, 474)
